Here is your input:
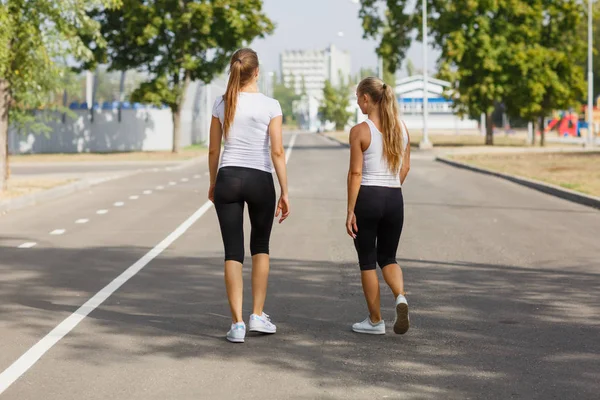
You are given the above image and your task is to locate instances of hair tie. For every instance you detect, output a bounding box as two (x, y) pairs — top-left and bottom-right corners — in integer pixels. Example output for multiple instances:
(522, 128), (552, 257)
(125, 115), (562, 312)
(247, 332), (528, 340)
(382, 83), (387, 90)
(235, 58), (242, 64)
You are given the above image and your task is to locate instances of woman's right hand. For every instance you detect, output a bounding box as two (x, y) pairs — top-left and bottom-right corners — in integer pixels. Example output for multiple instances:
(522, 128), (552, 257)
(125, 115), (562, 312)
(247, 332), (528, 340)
(208, 184), (215, 203)
(275, 194), (290, 223)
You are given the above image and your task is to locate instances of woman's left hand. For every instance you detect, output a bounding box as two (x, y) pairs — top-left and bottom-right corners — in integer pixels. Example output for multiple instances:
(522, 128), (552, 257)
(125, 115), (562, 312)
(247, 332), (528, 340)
(346, 211), (358, 239)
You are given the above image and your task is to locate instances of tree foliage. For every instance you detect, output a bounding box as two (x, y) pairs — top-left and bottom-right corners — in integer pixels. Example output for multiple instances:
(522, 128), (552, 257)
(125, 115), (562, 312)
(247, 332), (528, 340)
(272, 73), (300, 125)
(80, 0), (274, 152)
(319, 77), (353, 131)
(359, 0), (588, 146)
(0, 0), (121, 191)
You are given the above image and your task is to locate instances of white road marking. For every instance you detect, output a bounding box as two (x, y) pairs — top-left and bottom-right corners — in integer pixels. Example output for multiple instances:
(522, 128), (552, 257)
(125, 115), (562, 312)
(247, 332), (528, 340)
(114, 202), (125, 207)
(18, 242), (37, 249)
(96, 210), (108, 215)
(75, 219), (89, 224)
(0, 201), (215, 395)
(0, 134), (300, 395)
(193, 174), (201, 179)
(181, 178), (189, 182)
(49, 229), (65, 236)
(129, 195), (139, 200)
(143, 190), (152, 195)
(169, 181), (177, 186)
(156, 185), (165, 190)
(285, 133), (298, 164)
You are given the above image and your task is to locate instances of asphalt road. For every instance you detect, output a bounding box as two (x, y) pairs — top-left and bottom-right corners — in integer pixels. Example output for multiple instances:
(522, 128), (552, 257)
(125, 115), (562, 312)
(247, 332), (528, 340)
(0, 132), (599, 399)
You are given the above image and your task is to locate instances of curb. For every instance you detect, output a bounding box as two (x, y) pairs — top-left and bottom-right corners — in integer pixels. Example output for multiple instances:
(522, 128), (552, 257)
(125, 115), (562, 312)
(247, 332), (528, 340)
(0, 154), (208, 215)
(318, 132), (349, 148)
(436, 156), (600, 210)
(0, 172), (137, 215)
(167, 154), (208, 171)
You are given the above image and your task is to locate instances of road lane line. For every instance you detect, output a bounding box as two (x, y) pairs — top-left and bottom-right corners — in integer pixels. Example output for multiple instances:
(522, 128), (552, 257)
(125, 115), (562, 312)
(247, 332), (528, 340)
(156, 185), (165, 190)
(169, 181), (177, 186)
(129, 195), (139, 200)
(17, 242), (37, 249)
(181, 178), (189, 182)
(49, 229), (66, 236)
(96, 210), (108, 215)
(285, 133), (298, 164)
(75, 219), (89, 224)
(0, 201), (215, 395)
(143, 190), (152, 195)
(0, 132), (300, 394)
(114, 202), (125, 207)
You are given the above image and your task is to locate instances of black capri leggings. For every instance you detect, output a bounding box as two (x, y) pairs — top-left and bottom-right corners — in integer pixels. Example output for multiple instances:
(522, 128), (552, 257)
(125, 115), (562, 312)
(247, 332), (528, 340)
(353, 186), (404, 271)
(214, 166), (276, 263)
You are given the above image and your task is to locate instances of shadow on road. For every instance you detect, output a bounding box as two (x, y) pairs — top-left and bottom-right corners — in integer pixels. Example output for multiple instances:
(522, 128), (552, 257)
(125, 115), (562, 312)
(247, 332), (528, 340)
(1, 243), (599, 399)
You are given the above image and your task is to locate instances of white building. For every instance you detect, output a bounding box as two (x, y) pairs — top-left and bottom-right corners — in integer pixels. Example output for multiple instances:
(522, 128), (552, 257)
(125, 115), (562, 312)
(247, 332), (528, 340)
(395, 75), (478, 132)
(280, 45), (352, 131)
(280, 44), (351, 99)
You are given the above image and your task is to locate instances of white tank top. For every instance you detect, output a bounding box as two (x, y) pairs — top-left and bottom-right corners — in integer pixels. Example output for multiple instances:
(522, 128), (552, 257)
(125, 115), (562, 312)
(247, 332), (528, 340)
(361, 118), (409, 188)
(212, 92), (282, 173)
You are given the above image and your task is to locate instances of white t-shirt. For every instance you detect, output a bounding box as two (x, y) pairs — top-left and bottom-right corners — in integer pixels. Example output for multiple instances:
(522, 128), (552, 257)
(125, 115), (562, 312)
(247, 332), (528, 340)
(212, 92), (282, 173)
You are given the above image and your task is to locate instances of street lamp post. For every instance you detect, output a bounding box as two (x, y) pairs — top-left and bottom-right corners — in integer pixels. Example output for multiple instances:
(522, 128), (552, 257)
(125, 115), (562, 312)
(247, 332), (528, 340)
(420, 0), (432, 149)
(588, 0), (594, 147)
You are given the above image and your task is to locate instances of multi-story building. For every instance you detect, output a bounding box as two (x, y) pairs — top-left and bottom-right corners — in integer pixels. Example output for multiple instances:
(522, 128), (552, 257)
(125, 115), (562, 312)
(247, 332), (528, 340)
(280, 44), (351, 99)
(280, 45), (352, 131)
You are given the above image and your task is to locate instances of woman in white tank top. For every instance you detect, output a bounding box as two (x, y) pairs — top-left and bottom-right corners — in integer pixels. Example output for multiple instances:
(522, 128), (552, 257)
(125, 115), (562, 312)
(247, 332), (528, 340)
(346, 77), (412, 336)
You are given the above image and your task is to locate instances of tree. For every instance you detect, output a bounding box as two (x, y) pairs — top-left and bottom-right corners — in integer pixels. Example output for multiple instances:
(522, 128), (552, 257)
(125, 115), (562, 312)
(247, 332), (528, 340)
(506, 1), (586, 146)
(359, 0), (583, 146)
(382, 58), (396, 88)
(405, 59), (416, 77)
(272, 73), (300, 125)
(0, 0), (120, 192)
(359, 67), (377, 82)
(319, 77), (353, 131)
(80, 0), (274, 153)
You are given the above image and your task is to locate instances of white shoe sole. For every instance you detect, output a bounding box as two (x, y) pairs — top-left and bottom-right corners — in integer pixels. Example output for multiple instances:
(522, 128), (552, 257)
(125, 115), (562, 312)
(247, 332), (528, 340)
(394, 303), (409, 334)
(226, 336), (245, 343)
(352, 327), (385, 335)
(248, 326), (276, 334)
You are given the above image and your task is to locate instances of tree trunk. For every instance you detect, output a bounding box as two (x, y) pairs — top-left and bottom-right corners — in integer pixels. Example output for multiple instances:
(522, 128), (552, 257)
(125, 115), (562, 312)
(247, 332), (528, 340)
(0, 79), (10, 193)
(172, 106), (182, 154)
(539, 116), (545, 147)
(172, 71), (191, 153)
(485, 112), (494, 145)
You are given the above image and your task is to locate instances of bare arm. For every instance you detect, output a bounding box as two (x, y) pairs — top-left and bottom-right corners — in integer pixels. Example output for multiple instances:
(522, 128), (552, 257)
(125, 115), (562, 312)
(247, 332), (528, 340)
(346, 125), (364, 238)
(400, 123), (411, 185)
(268, 115), (290, 222)
(207, 116), (222, 201)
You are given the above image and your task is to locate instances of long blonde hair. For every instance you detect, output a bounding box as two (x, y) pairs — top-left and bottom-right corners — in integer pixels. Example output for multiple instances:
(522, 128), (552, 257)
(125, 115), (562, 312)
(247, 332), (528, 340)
(357, 77), (404, 174)
(223, 48), (259, 138)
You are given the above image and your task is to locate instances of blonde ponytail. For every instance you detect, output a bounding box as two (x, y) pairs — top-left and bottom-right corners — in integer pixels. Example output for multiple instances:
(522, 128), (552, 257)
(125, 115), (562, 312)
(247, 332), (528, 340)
(357, 77), (404, 174)
(223, 48), (260, 138)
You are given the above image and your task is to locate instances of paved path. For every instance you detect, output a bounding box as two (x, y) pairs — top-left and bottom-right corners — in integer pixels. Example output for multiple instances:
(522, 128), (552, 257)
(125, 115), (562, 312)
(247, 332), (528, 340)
(0, 132), (598, 399)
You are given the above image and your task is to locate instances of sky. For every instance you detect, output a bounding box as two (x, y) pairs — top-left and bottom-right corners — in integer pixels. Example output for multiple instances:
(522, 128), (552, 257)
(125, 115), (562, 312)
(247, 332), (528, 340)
(251, 0), (440, 77)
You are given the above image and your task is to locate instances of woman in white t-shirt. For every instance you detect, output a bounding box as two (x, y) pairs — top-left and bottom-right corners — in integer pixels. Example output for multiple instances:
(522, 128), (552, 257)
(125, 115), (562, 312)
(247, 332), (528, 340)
(208, 48), (290, 343)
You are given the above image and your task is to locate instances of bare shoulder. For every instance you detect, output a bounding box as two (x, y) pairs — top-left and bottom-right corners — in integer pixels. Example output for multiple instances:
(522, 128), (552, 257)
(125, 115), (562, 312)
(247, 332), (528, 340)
(349, 121), (369, 142)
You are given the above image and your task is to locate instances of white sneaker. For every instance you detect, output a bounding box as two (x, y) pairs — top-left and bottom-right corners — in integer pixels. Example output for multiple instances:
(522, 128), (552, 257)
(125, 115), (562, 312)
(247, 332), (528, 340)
(393, 295), (410, 334)
(248, 312), (276, 334)
(352, 317), (385, 335)
(226, 322), (246, 343)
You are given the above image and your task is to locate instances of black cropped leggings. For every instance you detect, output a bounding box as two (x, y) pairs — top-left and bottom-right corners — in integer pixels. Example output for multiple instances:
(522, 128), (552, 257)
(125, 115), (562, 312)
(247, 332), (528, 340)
(214, 166), (276, 263)
(353, 186), (404, 271)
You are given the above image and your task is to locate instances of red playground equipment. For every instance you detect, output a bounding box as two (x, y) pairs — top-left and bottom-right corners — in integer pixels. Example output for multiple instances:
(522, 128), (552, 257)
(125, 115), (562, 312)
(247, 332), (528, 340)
(544, 111), (579, 137)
